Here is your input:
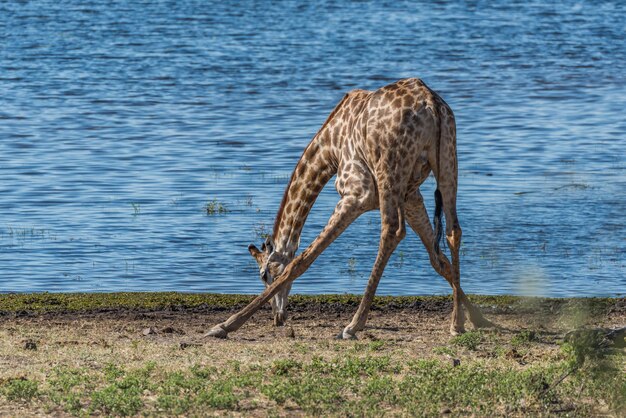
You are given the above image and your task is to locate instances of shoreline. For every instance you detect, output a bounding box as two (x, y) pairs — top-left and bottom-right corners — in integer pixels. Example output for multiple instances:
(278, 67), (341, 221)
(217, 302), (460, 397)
(1, 291), (623, 315)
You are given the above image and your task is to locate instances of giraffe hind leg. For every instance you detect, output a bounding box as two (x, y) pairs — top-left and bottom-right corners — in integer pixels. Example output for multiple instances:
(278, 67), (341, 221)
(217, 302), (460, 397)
(405, 192), (494, 333)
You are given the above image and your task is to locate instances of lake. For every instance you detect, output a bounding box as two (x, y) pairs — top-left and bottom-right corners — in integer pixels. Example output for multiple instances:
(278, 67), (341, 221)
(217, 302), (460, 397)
(1, 0), (624, 296)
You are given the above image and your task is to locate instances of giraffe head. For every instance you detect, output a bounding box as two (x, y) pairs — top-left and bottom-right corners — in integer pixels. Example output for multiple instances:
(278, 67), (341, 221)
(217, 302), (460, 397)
(248, 237), (292, 326)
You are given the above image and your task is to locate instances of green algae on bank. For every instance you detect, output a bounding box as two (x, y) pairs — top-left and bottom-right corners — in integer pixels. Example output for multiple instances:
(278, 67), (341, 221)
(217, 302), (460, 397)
(0, 292), (621, 316)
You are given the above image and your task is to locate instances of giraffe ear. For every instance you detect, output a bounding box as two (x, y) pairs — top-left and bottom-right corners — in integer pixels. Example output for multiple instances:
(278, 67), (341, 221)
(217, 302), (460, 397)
(248, 244), (263, 261)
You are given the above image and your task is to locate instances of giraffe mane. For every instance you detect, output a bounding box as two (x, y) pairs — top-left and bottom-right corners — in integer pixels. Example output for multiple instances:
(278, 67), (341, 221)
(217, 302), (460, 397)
(271, 92), (353, 240)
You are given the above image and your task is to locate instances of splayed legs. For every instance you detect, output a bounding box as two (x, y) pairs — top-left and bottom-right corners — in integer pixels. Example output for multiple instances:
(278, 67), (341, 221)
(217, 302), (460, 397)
(206, 195), (368, 338)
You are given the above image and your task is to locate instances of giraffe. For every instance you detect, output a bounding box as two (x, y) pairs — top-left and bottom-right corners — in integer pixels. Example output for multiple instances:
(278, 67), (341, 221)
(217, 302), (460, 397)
(207, 78), (493, 340)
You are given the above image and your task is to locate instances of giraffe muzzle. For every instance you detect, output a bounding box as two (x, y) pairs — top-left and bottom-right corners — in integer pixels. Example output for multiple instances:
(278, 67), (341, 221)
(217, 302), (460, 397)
(271, 290), (289, 326)
(273, 311), (286, 326)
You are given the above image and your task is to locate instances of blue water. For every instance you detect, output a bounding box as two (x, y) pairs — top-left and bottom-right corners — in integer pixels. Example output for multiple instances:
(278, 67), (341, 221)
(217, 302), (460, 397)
(1, 1), (624, 297)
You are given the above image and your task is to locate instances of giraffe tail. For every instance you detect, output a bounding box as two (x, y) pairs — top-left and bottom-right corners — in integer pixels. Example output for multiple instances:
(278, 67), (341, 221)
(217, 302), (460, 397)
(433, 188), (444, 253)
(433, 97), (445, 254)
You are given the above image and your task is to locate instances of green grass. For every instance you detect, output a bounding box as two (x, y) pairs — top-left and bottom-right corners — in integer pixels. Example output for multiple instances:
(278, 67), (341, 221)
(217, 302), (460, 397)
(205, 199), (229, 215)
(511, 330), (537, 347)
(0, 378), (39, 401)
(452, 330), (483, 351)
(433, 345), (457, 356)
(1, 350), (623, 416)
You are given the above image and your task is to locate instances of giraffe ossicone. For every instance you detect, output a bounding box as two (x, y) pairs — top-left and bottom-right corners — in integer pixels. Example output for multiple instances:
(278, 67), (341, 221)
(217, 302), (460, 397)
(206, 78), (493, 340)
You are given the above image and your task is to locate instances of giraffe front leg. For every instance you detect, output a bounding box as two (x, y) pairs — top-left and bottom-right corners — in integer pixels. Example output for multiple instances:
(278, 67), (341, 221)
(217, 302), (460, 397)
(339, 198), (405, 339)
(205, 268), (296, 338)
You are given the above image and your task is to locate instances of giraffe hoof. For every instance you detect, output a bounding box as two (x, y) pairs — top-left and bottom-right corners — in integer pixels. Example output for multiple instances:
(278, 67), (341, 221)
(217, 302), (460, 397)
(335, 330), (357, 340)
(273, 312), (286, 327)
(204, 325), (228, 339)
(449, 326), (465, 336)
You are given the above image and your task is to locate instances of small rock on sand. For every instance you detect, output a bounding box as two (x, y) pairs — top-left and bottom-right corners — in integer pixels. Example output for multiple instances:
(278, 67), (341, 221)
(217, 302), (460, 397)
(23, 340), (38, 350)
(162, 326), (185, 334)
(142, 327), (158, 336)
(180, 341), (202, 350)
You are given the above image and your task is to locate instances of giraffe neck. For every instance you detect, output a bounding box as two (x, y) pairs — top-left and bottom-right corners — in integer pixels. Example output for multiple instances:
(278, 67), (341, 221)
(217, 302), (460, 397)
(272, 132), (337, 258)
